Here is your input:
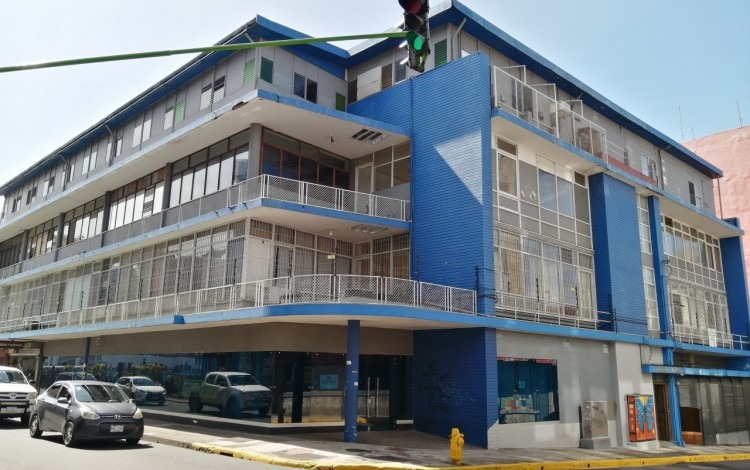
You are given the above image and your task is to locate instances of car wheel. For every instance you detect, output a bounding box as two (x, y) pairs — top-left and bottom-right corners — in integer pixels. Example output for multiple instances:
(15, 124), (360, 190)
(125, 437), (141, 446)
(63, 421), (77, 447)
(29, 414), (42, 438)
(20, 413), (30, 427)
(258, 407), (269, 417)
(188, 393), (203, 413)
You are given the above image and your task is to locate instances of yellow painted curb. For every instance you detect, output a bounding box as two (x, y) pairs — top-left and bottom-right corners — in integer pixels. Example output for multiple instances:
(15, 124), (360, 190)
(190, 443), (750, 470)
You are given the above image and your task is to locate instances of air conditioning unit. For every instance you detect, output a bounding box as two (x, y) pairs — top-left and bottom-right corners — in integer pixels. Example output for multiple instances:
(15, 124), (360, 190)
(550, 101), (572, 118)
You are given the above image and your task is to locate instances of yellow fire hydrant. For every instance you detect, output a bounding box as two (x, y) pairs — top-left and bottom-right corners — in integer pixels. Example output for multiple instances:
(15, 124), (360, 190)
(449, 427), (464, 465)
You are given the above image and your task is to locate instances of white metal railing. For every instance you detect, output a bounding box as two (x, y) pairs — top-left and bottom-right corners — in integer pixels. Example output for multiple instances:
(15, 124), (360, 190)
(0, 274), (476, 334)
(671, 324), (748, 350)
(494, 291), (608, 330)
(0, 175), (411, 282)
(492, 67), (660, 186)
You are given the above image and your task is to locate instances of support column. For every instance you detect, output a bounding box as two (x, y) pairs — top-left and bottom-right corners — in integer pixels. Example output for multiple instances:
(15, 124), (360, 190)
(647, 196), (684, 447)
(17, 229), (29, 264)
(344, 320), (360, 443)
(83, 337), (91, 378)
(101, 192), (112, 234)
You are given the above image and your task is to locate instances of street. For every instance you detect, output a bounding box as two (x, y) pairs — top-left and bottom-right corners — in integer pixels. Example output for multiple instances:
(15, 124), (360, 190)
(637, 464), (750, 470)
(0, 417), (278, 470)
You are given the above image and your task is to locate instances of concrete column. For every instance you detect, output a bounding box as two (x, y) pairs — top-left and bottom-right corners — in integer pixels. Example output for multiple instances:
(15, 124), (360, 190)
(17, 229), (29, 264)
(344, 320), (360, 443)
(101, 192), (112, 234)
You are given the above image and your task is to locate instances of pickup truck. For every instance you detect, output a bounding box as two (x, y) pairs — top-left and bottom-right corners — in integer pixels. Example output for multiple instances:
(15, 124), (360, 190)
(0, 365), (38, 426)
(188, 372), (271, 418)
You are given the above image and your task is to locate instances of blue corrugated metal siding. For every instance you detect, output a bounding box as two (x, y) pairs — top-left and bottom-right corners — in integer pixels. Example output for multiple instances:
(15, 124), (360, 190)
(350, 53), (495, 314)
(720, 235), (750, 343)
(589, 173), (648, 335)
(413, 328), (496, 448)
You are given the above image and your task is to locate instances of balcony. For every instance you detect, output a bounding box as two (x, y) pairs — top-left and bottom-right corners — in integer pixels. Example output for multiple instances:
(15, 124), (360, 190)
(492, 67), (656, 185)
(0, 274), (476, 334)
(495, 291), (608, 331)
(0, 175), (411, 281)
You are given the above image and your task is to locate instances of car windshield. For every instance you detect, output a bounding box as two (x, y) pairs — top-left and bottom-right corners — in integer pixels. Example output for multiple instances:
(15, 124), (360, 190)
(74, 384), (129, 403)
(227, 374), (260, 386)
(132, 378), (155, 386)
(0, 370), (27, 384)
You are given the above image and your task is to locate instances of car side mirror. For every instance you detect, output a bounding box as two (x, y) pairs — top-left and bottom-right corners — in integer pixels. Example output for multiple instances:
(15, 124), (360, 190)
(57, 397), (69, 405)
(129, 398), (136, 404)
(29, 379), (35, 385)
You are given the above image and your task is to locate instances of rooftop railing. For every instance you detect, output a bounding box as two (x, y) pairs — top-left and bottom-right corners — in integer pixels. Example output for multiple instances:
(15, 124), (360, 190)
(492, 67), (656, 185)
(0, 274), (476, 334)
(0, 175), (411, 281)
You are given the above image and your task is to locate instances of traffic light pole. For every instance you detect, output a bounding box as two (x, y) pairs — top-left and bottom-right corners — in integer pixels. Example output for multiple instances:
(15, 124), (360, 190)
(0, 32), (408, 74)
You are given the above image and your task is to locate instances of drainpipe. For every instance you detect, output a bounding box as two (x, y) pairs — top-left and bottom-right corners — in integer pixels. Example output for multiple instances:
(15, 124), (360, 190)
(716, 176), (724, 219)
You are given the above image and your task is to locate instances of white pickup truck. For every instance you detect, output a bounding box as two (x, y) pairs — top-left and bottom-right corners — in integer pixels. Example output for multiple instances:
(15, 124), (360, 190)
(188, 371), (271, 418)
(0, 365), (38, 426)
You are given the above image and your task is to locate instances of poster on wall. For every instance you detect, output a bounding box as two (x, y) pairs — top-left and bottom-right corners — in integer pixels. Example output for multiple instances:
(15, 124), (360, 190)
(627, 394), (656, 442)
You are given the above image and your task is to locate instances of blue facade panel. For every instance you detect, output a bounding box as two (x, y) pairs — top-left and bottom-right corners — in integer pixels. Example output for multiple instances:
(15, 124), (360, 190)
(720, 236), (750, 342)
(413, 328), (497, 448)
(351, 54), (495, 314)
(589, 173), (647, 335)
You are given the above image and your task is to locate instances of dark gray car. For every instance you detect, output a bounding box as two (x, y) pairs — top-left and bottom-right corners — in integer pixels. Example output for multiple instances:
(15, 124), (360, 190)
(29, 380), (144, 447)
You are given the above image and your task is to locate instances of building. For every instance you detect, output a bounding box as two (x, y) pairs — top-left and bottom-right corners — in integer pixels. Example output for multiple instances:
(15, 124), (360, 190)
(684, 126), (750, 290)
(1, 0), (750, 449)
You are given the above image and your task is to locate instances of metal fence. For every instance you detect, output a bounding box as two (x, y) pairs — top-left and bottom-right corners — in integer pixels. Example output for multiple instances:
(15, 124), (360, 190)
(493, 67), (557, 135)
(0, 175), (410, 282)
(495, 291), (609, 331)
(0, 274), (476, 333)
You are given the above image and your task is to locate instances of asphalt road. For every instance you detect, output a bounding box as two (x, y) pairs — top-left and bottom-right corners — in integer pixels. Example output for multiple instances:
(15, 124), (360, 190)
(0, 417), (278, 470)
(638, 464), (750, 470)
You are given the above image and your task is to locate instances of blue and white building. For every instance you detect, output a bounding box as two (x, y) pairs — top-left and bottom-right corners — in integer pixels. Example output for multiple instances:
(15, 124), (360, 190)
(1, 1), (749, 449)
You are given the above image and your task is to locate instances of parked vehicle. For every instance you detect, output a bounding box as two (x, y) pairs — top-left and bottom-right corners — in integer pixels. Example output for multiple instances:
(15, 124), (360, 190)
(188, 372), (270, 418)
(115, 376), (167, 405)
(0, 365), (37, 426)
(55, 371), (97, 381)
(29, 380), (144, 447)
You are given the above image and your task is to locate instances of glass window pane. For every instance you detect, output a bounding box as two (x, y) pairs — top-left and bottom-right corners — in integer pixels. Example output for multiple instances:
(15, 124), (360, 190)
(293, 73), (305, 98)
(193, 165), (206, 198)
(499, 155), (517, 195)
(539, 170), (557, 211)
(262, 146), (280, 176)
(557, 178), (573, 217)
(375, 163), (391, 191)
(134, 191), (145, 222)
(300, 157), (317, 183)
(319, 166), (333, 186)
(574, 185), (589, 223)
(233, 148), (249, 184)
(306, 80), (317, 103)
(124, 195), (135, 225)
(260, 57), (274, 83)
(281, 152), (299, 179)
(206, 158), (221, 194)
(219, 155), (233, 189)
(335, 170), (348, 189)
(180, 172), (193, 203)
(393, 157), (410, 186)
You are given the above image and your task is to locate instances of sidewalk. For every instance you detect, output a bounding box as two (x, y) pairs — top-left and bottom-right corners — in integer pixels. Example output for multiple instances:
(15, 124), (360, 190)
(140, 413), (750, 470)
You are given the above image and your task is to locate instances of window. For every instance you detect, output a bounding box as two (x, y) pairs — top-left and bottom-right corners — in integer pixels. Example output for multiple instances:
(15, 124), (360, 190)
(164, 105), (175, 130)
(643, 267), (658, 332)
(688, 180), (702, 208)
(115, 137), (123, 158)
(108, 170), (165, 230)
(200, 84), (212, 110)
(498, 358), (559, 424)
(293, 73), (317, 103)
(381, 64), (393, 90)
(335, 93), (346, 112)
(260, 57), (273, 84)
(174, 99), (186, 125)
(539, 170), (557, 211)
(434, 39), (448, 67)
(65, 162), (75, 183)
(62, 197), (106, 245)
(26, 186), (37, 205)
(638, 195), (652, 254)
(82, 146), (97, 175)
(641, 155), (657, 180)
(243, 58), (256, 86)
(43, 175), (55, 196)
(11, 195), (22, 213)
(212, 76), (225, 103)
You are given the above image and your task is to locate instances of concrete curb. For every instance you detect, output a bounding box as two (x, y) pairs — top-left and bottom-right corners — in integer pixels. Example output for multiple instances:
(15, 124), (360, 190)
(142, 435), (750, 470)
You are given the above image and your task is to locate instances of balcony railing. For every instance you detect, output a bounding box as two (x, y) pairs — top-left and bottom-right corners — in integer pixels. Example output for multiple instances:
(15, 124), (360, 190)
(494, 291), (608, 331)
(0, 274), (476, 334)
(0, 175), (411, 281)
(492, 67), (656, 185)
(672, 324), (748, 350)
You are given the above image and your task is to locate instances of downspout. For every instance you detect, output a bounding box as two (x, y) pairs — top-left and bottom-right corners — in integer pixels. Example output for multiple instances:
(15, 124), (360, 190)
(717, 176), (724, 219)
(58, 153), (69, 191)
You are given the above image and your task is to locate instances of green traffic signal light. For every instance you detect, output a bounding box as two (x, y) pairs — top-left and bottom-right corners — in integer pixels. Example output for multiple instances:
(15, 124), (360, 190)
(406, 31), (424, 51)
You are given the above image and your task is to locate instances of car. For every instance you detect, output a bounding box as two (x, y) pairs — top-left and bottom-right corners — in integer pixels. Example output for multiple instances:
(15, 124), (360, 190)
(29, 380), (144, 447)
(115, 376), (167, 405)
(189, 371), (270, 418)
(55, 371), (97, 381)
(0, 365), (38, 426)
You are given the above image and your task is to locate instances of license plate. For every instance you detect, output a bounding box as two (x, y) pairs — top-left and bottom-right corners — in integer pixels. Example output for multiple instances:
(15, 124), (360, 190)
(110, 424), (124, 433)
(1, 407), (24, 414)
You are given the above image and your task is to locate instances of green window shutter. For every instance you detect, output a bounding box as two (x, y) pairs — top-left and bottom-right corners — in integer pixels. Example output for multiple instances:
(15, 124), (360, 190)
(435, 39), (448, 67)
(335, 93), (346, 112)
(174, 100), (186, 124)
(243, 58), (256, 86)
(260, 57), (274, 84)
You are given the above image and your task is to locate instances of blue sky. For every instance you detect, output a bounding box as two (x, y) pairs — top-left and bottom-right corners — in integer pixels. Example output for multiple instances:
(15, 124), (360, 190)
(0, 0), (748, 188)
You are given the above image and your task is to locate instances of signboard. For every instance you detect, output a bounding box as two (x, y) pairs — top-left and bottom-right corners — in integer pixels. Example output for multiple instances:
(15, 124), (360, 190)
(319, 374), (339, 390)
(0, 341), (24, 349)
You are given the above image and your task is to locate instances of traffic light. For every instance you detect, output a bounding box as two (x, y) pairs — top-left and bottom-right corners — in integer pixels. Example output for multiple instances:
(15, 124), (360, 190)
(398, 0), (430, 72)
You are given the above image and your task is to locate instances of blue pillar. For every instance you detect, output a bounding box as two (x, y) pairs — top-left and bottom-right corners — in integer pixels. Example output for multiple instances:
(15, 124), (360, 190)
(344, 320), (360, 443)
(719, 224), (750, 348)
(647, 196), (684, 447)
